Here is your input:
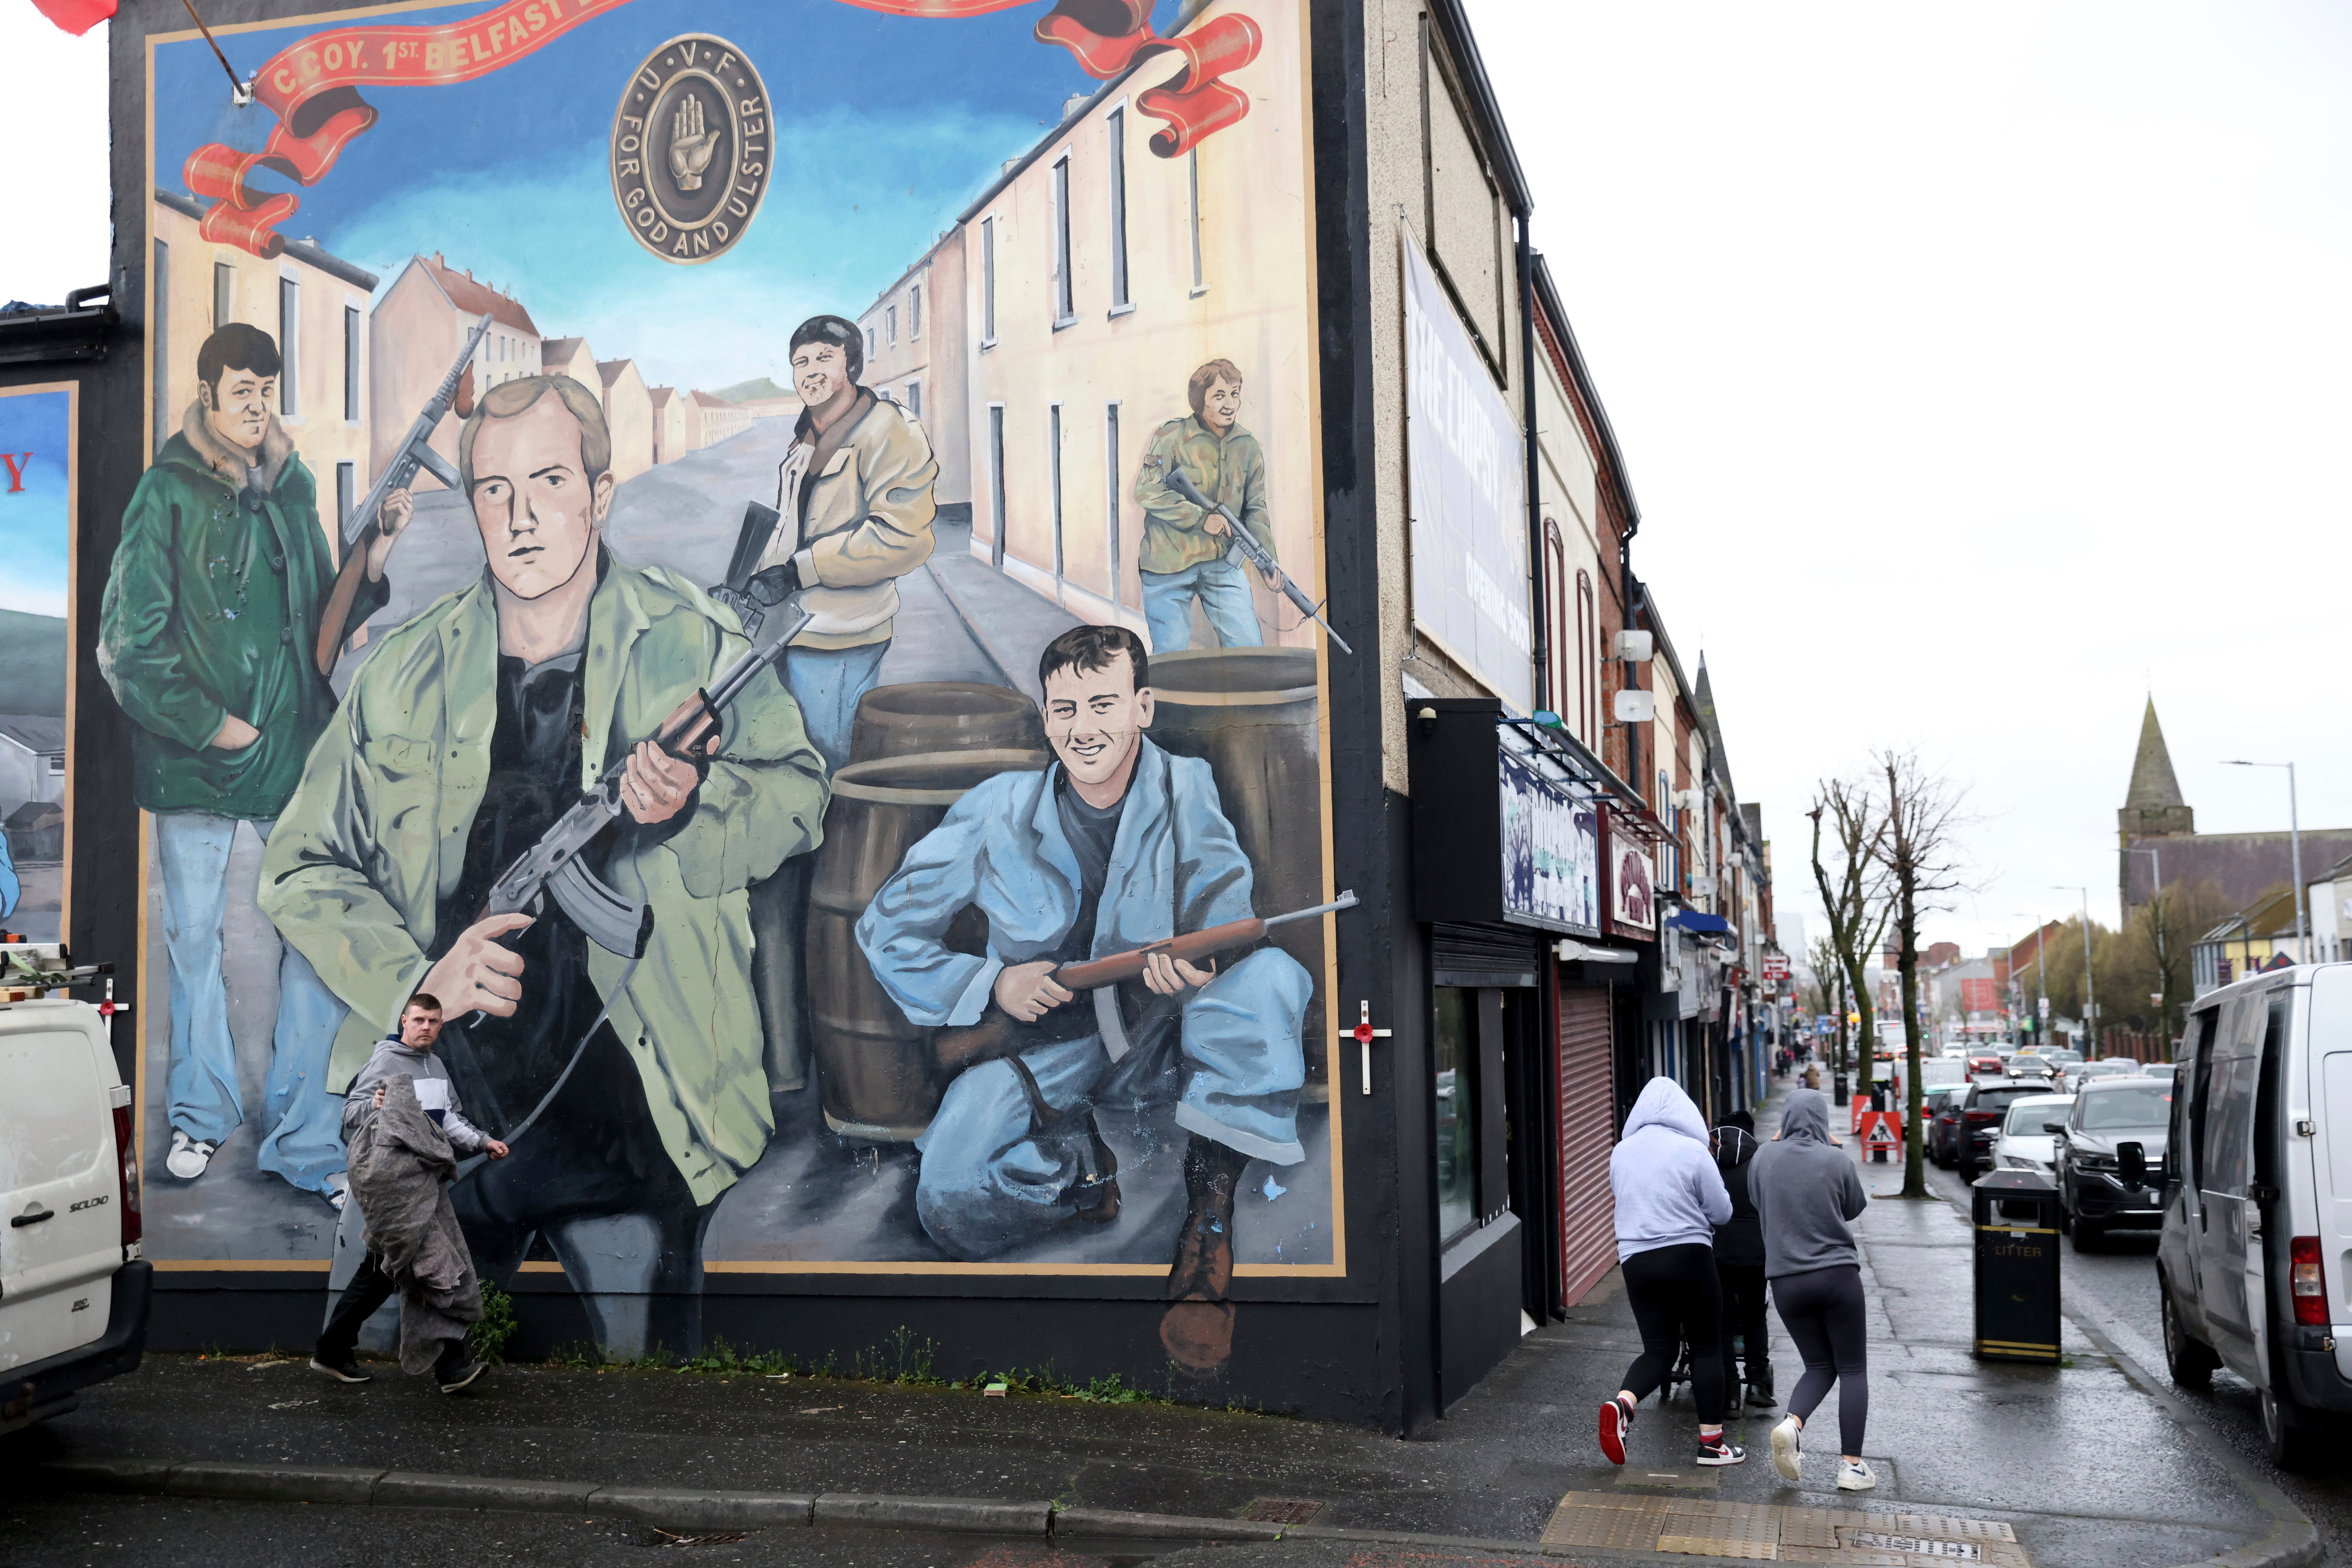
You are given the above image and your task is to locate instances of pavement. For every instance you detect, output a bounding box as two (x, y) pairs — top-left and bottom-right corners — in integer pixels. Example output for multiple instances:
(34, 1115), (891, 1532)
(9, 1069), (2322, 1567)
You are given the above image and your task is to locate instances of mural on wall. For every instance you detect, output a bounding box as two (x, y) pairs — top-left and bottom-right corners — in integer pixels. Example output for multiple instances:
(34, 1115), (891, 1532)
(121, 0), (1336, 1373)
(0, 384), (75, 944)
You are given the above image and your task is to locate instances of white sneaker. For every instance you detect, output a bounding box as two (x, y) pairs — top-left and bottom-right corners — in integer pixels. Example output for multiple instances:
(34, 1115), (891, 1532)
(1837, 1458), (1877, 1492)
(1770, 1415), (1802, 1483)
(165, 1130), (216, 1180)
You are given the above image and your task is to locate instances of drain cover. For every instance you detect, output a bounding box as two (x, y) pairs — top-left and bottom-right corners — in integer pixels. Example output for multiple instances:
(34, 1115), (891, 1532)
(1239, 1497), (1325, 1525)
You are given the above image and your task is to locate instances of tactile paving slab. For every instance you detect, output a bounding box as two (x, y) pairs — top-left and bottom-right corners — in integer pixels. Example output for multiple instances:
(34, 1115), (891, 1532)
(1536, 1491), (2031, 1566)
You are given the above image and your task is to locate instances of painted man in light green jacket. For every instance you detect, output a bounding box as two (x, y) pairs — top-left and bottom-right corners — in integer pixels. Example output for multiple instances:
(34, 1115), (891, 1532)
(259, 375), (827, 1356)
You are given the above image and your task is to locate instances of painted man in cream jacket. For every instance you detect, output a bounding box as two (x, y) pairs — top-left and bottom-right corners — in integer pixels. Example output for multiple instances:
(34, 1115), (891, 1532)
(716, 313), (939, 1104)
(723, 313), (939, 771)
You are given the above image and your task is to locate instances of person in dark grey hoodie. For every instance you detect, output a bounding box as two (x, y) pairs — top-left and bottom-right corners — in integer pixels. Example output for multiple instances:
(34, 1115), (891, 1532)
(1600, 1078), (1743, 1468)
(1749, 1089), (1873, 1491)
(1711, 1113), (1774, 1409)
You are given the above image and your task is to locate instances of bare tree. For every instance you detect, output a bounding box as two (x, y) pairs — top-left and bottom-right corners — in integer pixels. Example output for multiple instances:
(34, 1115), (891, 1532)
(1874, 750), (1969, 1199)
(1808, 778), (1889, 1108)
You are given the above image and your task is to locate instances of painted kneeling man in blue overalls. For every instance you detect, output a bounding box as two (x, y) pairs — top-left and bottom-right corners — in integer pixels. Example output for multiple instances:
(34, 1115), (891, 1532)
(858, 624), (1310, 1372)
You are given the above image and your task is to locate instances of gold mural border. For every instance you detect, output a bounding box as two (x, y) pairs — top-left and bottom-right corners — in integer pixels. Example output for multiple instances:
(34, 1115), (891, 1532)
(137, 0), (1346, 1282)
(0, 379), (81, 954)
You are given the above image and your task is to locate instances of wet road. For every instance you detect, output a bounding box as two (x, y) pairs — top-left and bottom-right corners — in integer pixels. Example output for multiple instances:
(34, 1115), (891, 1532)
(1916, 1148), (2352, 1563)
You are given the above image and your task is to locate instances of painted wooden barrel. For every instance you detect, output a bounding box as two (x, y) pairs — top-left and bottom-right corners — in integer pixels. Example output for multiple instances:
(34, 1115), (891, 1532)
(1144, 648), (1330, 1077)
(808, 747), (1050, 1141)
(849, 681), (1046, 765)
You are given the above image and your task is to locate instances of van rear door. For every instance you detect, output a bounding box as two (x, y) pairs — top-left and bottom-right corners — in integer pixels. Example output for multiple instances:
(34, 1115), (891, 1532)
(0, 1011), (120, 1373)
(2306, 969), (2352, 1344)
(2196, 995), (2265, 1381)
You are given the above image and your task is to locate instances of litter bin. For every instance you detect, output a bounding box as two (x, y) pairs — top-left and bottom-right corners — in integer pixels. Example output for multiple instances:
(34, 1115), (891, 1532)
(1973, 1169), (2060, 1363)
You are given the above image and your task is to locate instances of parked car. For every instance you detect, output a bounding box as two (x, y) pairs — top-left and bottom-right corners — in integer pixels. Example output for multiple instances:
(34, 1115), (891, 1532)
(2055, 1076), (2173, 1250)
(1, 985), (151, 1435)
(1922, 1084), (1967, 1166)
(1953, 1080), (2055, 1177)
(2059, 1059), (2140, 1094)
(1992, 1093), (2075, 1178)
(2158, 965), (2352, 1466)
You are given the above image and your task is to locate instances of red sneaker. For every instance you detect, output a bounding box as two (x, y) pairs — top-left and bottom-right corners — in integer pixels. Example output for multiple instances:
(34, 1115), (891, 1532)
(1599, 1394), (1635, 1465)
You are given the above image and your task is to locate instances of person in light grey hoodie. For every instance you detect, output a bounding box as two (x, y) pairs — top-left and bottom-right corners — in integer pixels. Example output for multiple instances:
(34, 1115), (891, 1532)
(1749, 1088), (1873, 1491)
(1599, 1078), (1743, 1469)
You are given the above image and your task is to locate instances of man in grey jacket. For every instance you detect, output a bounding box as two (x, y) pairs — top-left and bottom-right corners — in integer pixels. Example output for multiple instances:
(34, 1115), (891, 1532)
(310, 994), (507, 1390)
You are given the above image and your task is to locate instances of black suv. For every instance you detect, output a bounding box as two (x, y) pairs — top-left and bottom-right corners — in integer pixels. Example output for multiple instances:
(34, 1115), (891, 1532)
(1953, 1080), (2047, 1177)
(2054, 1075), (2172, 1249)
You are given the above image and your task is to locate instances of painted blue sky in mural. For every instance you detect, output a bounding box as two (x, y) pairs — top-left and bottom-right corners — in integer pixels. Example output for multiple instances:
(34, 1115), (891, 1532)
(0, 388), (71, 618)
(154, 0), (1111, 390)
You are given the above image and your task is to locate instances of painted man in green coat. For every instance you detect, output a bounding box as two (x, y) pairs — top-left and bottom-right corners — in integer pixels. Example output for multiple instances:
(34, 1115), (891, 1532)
(98, 322), (408, 1202)
(258, 374), (827, 1357)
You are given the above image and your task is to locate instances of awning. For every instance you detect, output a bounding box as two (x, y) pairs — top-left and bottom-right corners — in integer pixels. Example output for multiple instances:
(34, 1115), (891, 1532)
(1666, 909), (1733, 935)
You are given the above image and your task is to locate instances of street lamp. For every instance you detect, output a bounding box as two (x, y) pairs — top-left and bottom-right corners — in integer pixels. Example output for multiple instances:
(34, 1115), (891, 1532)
(2125, 845), (2173, 1037)
(2223, 760), (2306, 960)
(2054, 886), (2096, 1052)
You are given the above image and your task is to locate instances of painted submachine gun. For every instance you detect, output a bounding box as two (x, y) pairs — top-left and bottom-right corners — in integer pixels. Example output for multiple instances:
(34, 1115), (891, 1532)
(472, 596), (817, 959)
(1159, 465), (1351, 655)
(313, 313), (494, 675)
(931, 891), (1360, 1073)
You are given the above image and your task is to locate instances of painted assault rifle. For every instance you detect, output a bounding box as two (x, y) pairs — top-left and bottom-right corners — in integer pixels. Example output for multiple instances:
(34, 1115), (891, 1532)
(1159, 466), (1351, 655)
(932, 891), (1359, 1073)
(313, 314), (494, 675)
(471, 597), (816, 958)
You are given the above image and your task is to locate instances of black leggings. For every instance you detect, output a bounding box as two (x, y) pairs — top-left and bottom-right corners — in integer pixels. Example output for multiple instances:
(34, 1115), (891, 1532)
(1774, 1263), (1867, 1455)
(1717, 1262), (1772, 1392)
(1620, 1243), (1726, 1424)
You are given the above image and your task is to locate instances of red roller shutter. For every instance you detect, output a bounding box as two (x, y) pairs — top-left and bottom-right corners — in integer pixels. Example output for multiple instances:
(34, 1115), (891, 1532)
(1557, 985), (1617, 1304)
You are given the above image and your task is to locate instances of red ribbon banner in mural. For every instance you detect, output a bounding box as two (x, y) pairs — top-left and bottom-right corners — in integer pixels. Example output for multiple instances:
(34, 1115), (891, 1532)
(181, 0), (1262, 259)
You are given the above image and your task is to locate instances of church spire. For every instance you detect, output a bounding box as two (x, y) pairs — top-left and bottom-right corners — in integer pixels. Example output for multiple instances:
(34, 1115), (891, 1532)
(2120, 699), (2194, 916)
(2124, 697), (2187, 813)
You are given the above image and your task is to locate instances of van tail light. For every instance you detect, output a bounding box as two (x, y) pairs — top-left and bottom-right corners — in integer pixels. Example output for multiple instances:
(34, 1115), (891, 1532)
(2291, 1236), (2327, 1326)
(111, 1103), (142, 1255)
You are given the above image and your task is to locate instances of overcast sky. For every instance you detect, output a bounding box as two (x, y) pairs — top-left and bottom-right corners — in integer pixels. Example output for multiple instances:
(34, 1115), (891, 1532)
(1469, 0), (2352, 954)
(7, 2), (2349, 955)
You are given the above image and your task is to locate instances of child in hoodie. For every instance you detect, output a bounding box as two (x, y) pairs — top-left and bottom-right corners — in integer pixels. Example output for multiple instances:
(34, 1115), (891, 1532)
(1750, 1088), (1873, 1491)
(1600, 1077), (1743, 1468)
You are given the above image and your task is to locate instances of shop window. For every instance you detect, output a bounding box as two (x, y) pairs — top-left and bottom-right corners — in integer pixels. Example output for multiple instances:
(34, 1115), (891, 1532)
(1434, 986), (1479, 1244)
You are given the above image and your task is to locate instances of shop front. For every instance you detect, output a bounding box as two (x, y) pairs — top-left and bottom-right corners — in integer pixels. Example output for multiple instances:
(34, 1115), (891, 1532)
(1410, 699), (1655, 1398)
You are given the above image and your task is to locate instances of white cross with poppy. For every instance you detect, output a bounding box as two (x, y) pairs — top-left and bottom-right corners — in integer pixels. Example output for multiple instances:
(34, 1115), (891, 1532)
(1344, 999), (1391, 1095)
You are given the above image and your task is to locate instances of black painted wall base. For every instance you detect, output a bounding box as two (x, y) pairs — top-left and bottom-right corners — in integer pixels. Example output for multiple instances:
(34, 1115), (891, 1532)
(149, 1278), (1393, 1426)
(1437, 1212), (1523, 1411)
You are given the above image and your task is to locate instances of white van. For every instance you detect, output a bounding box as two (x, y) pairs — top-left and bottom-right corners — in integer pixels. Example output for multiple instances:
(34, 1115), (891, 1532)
(2157, 964), (2352, 1466)
(0, 978), (151, 1434)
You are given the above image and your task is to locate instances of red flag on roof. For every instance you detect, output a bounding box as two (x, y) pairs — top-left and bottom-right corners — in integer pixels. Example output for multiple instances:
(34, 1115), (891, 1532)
(30, 0), (117, 34)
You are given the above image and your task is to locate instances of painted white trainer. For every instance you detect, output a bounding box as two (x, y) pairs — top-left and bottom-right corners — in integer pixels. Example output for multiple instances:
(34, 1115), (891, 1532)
(1770, 1415), (1802, 1483)
(165, 1130), (215, 1180)
(1837, 1458), (1877, 1492)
